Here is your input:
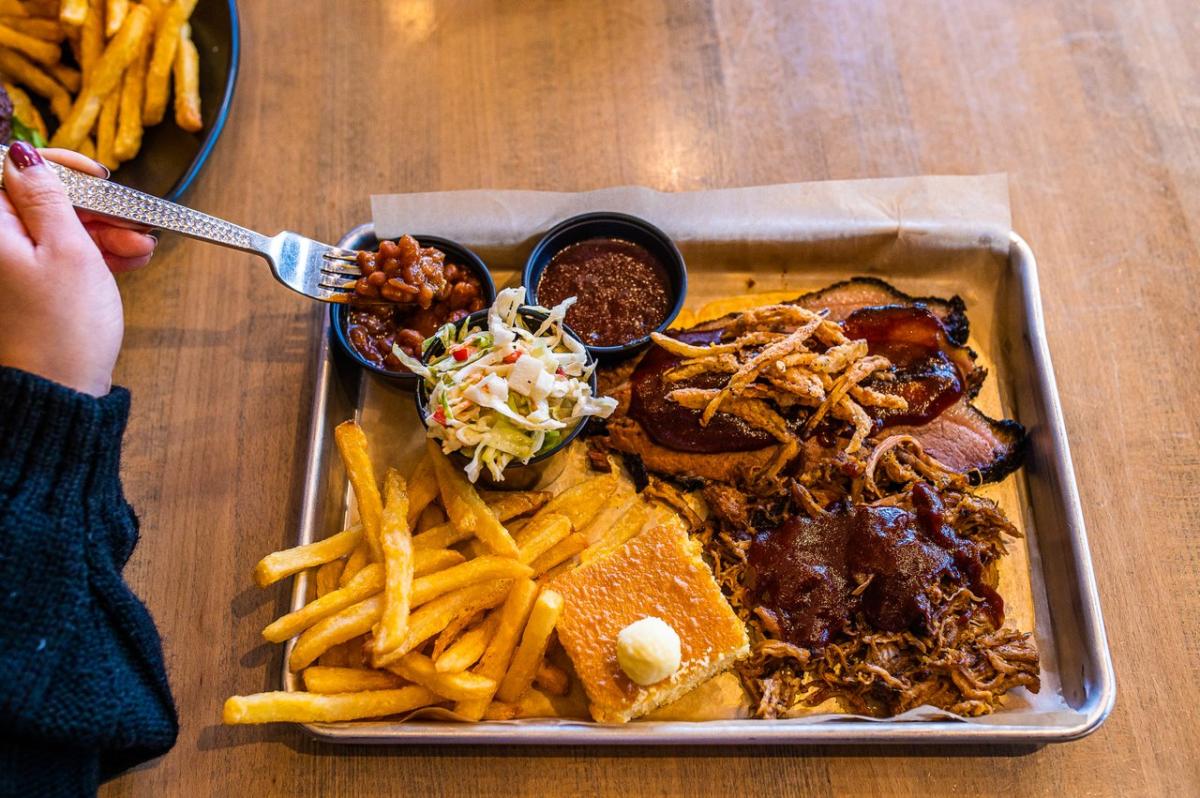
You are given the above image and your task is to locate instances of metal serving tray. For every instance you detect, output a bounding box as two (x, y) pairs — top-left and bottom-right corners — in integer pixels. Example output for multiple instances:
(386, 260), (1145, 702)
(284, 221), (1114, 745)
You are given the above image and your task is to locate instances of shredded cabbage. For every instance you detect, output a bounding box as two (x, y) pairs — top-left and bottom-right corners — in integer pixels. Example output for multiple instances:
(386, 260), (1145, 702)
(404, 287), (618, 482)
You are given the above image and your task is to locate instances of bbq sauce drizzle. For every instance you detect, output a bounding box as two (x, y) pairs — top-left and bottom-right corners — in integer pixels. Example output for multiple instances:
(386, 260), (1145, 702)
(745, 483), (1003, 650)
(842, 305), (971, 428)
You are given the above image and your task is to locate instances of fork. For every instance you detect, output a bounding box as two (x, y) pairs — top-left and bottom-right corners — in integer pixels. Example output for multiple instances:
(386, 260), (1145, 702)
(0, 144), (361, 302)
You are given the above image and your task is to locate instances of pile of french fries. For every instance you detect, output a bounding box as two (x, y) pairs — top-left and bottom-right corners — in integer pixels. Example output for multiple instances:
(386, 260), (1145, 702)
(224, 421), (624, 725)
(0, 0), (202, 170)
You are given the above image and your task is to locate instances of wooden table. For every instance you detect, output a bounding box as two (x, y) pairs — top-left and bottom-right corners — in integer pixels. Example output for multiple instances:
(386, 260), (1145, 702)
(103, 1), (1200, 795)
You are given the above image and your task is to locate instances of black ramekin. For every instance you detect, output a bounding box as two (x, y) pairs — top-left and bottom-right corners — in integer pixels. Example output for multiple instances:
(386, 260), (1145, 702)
(522, 211), (687, 361)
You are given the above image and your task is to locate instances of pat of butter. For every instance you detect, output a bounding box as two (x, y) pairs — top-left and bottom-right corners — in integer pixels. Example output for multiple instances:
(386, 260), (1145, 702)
(616, 617), (681, 686)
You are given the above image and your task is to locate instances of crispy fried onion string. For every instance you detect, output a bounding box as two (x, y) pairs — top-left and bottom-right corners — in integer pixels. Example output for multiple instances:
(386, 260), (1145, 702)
(650, 305), (909, 470)
(668, 388), (800, 484)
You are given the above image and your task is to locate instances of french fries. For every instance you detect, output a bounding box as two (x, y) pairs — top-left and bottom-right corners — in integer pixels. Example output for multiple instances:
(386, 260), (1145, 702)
(317, 644), (350, 668)
(410, 520), (472, 551)
(223, 687), (439, 725)
(376, 580), (513, 665)
(171, 19), (198, 131)
(95, 89), (119, 169)
(526, 473), (618, 535)
(431, 607), (482, 660)
(404, 455), (438, 527)
(342, 636), (369, 668)
(387, 652), (496, 702)
(454, 578), (538, 720)
(338, 539), (371, 586)
(105, 0), (128, 37)
(481, 490), (552, 520)
(528, 532), (588, 577)
(113, 0), (150, 160)
(59, 0), (88, 26)
(504, 517), (529, 539)
(497, 589), (563, 703)
(513, 687), (574, 719)
(413, 547), (465, 576)
(303, 666), (404, 694)
(314, 558), (344, 598)
(50, 3), (150, 149)
(0, 47), (70, 118)
(253, 526), (363, 588)
(21, 0), (60, 18)
(289, 594), (384, 672)
(435, 615), (498, 673)
(411, 491), (549, 550)
(0, 0), (203, 173)
(78, 0), (102, 73)
(227, 420), (598, 726)
(0, 20), (60, 64)
(142, 0), (195, 125)
(535, 661), (570, 696)
(516, 513), (572, 565)
(262, 563), (382, 644)
(481, 701), (518, 721)
(0, 17), (64, 42)
(461, 539), (490, 561)
(373, 470), (413, 656)
(334, 421), (384, 562)
(582, 501), (651, 563)
(428, 441), (519, 557)
(47, 61), (79, 91)
(485, 687), (574, 720)
(415, 502), (444, 533)
(410, 555), (532, 608)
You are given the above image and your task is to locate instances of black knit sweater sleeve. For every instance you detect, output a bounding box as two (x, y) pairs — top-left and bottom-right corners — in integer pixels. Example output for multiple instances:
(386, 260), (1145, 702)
(0, 367), (177, 797)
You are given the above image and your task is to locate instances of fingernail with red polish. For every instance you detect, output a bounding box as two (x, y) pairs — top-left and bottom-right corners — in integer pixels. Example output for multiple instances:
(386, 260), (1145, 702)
(8, 141), (44, 170)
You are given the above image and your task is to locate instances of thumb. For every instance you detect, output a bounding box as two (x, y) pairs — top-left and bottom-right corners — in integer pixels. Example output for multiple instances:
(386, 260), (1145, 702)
(3, 142), (88, 251)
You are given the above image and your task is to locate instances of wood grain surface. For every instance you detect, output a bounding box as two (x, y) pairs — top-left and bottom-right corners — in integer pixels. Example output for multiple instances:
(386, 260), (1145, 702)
(102, 0), (1199, 795)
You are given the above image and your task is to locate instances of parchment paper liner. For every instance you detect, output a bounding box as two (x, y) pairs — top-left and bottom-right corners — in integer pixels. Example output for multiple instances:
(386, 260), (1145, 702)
(348, 175), (1078, 728)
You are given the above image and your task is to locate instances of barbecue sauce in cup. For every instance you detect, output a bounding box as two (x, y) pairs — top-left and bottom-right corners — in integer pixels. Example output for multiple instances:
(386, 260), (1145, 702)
(536, 238), (672, 347)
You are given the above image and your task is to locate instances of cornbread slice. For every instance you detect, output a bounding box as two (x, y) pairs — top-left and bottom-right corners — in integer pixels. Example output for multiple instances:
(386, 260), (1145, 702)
(549, 524), (749, 723)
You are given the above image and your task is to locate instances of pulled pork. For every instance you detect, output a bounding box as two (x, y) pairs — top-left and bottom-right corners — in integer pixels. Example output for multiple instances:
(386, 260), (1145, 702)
(694, 435), (1040, 719)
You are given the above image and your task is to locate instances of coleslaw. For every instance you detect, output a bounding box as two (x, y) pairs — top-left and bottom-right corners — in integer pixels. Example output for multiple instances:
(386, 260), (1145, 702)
(397, 287), (618, 482)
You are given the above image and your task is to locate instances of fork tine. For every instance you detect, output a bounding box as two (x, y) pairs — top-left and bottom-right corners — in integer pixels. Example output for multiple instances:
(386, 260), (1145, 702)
(264, 230), (372, 302)
(320, 262), (362, 276)
(319, 277), (357, 292)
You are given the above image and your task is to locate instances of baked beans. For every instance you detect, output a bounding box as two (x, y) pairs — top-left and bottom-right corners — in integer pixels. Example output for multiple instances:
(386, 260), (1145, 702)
(345, 236), (487, 371)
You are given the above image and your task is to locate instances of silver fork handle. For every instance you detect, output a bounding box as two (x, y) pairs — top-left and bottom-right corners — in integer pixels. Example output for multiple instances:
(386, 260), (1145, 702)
(0, 144), (272, 256)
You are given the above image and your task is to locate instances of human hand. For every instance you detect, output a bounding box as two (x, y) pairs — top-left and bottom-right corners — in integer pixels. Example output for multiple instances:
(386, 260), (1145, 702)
(0, 143), (158, 396)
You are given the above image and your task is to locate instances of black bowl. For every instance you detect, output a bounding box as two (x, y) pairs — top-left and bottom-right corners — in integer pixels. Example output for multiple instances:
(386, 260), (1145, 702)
(113, 0), (240, 200)
(329, 232), (497, 388)
(415, 307), (598, 489)
(522, 211), (687, 360)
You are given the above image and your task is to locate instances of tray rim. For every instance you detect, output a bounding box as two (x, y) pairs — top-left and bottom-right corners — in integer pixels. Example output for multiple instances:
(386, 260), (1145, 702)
(283, 225), (1115, 745)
